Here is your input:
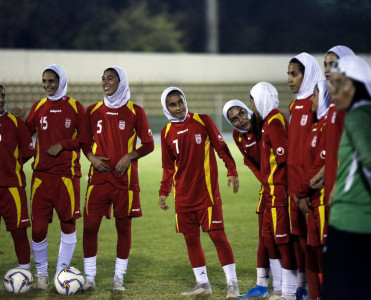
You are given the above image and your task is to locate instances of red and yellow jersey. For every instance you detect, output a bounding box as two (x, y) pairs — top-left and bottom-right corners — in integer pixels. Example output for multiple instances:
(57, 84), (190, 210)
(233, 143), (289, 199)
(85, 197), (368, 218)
(260, 109), (288, 207)
(297, 117), (327, 207)
(287, 95), (314, 196)
(324, 102), (346, 202)
(25, 96), (86, 177)
(159, 112), (237, 213)
(0, 112), (34, 187)
(85, 100), (154, 190)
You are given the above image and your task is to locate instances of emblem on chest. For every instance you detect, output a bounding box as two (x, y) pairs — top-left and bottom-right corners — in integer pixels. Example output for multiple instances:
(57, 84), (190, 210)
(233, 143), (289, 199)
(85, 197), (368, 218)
(195, 133), (202, 144)
(119, 120), (126, 130)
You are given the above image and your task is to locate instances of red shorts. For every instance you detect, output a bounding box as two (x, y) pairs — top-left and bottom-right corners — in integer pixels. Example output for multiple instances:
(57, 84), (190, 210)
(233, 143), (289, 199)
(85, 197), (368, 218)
(176, 205), (224, 234)
(262, 206), (290, 244)
(306, 205), (328, 246)
(0, 187), (30, 231)
(84, 182), (142, 219)
(31, 172), (81, 223)
(289, 196), (307, 235)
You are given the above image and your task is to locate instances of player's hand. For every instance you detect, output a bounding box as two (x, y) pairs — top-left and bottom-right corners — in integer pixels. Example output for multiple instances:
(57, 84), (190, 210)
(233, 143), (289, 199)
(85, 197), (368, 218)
(115, 152), (138, 175)
(10, 107), (26, 119)
(227, 176), (239, 194)
(88, 153), (110, 173)
(292, 194), (300, 204)
(298, 196), (311, 213)
(159, 195), (169, 211)
(310, 166), (325, 189)
(47, 143), (63, 156)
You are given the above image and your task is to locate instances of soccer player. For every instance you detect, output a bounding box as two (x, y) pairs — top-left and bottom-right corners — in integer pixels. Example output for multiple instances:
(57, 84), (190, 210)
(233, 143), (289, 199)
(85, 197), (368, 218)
(250, 82), (297, 300)
(159, 87), (240, 298)
(322, 56), (371, 300)
(287, 52), (324, 300)
(82, 67), (154, 292)
(0, 84), (34, 271)
(25, 64), (86, 289)
(223, 99), (281, 299)
(295, 80), (331, 299)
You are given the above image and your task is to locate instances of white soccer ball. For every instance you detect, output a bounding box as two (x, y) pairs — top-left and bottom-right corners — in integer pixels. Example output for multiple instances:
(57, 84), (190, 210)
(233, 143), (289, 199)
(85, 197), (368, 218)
(3, 267), (33, 294)
(54, 266), (84, 295)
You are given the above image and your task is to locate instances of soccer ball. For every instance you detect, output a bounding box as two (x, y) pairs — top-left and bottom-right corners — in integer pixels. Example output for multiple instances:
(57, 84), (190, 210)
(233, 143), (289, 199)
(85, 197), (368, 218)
(3, 267), (33, 293)
(54, 266), (84, 295)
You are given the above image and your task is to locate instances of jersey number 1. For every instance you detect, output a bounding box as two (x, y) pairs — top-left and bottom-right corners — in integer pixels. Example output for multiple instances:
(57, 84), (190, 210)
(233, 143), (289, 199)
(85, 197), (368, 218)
(173, 139), (179, 154)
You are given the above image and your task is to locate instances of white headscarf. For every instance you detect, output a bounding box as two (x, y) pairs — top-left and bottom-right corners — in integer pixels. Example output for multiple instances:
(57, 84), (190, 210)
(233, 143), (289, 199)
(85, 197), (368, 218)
(326, 45), (355, 59)
(161, 87), (189, 122)
(44, 64), (67, 101)
(222, 99), (253, 133)
(294, 52), (324, 100)
(333, 56), (371, 97)
(103, 66), (131, 109)
(250, 82), (279, 120)
(316, 79), (331, 119)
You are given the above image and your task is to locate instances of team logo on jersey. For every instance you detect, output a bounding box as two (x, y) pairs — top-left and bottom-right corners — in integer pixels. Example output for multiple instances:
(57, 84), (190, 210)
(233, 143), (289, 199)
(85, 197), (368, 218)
(311, 135), (317, 147)
(276, 147), (284, 155)
(148, 129), (152, 136)
(195, 133), (202, 144)
(65, 118), (71, 128)
(331, 111), (337, 124)
(300, 114), (308, 126)
(218, 134), (224, 142)
(320, 150), (326, 159)
(119, 120), (126, 130)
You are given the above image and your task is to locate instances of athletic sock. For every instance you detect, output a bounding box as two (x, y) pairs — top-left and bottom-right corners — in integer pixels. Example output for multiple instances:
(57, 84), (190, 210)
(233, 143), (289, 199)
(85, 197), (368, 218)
(31, 238), (48, 275)
(56, 231), (77, 273)
(222, 263), (237, 282)
(297, 271), (307, 289)
(18, 264), (30, 270)
(114, 257), (128, 281)
(269, 258), (282, 292)
(193, 266), (209, 284)
(282, 268), (297, 296)
(84, 256), (97, 282)
(256, 267), (270, 287)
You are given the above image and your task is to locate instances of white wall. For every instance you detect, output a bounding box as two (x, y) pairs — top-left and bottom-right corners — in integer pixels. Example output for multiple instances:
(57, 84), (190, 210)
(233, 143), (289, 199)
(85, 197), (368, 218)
(1, 49), (370, 83)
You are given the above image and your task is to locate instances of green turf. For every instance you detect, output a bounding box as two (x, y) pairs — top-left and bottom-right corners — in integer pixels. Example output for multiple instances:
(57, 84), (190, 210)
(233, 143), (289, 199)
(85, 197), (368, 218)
(0, 142), (262, 299)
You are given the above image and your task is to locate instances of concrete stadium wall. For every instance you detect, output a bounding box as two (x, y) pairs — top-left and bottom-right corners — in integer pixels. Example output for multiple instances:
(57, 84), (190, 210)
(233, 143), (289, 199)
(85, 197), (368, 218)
(2, 49), (370, 84)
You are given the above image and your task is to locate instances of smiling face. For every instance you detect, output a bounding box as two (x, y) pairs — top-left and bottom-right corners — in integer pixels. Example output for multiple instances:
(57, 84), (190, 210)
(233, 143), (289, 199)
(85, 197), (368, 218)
(166, 92), (186, 119)
(42, 70), (59, 96)
(227, 106), (252, 131)
(102, 69), (120, 96)
(0, 86), (5, 114)
(328, 72), (355, 111)
(287, 62), (304, 94)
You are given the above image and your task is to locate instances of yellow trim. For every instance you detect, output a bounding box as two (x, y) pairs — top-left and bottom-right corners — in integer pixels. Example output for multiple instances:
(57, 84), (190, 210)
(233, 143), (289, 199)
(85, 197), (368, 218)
(92, 143), (97, 155)
(319, 187), (325, 206)
(34, 98), (47, 112)
(126, 101), (136, 115)
(9, 187), (21, 227)
(319, 205), (325, 243)
(204, 136), (214, 204)
(85, 185), (94, 216)
(289, 99), (296, 110)
(238, 132), (242, 143)
(173, 163), (178, 199)
(71, 151), (77, 176)
(127, 128), (136, 213)
(208, 206), (212, 229)
(175, 214), (179, 232)
(7, 113), (18, 127)
(193, 113), (205, 126)
(164, 123), (172, 138)
(268, 113), (286, 128)
(67, 98), (78, 113)
(90, 101), (103, 115)
(268, 148), (277, 206)
(62, 177), (75, 218)
(256, 185), (264, 213)
(272, 207), (277, 237)
(13, 146), (22, 186)
(31, 177), (42, 200)
(128, 190), (134, 215)
(34, 137), (40, 169)
(72, 129), (78, 139)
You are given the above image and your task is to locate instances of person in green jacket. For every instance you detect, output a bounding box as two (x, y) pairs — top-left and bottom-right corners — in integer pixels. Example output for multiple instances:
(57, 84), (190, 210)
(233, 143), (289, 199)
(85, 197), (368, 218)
(322, 56), (371, 300)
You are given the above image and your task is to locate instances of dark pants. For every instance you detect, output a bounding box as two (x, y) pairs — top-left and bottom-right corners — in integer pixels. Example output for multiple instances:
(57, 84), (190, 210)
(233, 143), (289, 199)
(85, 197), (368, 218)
(322, 225), (371, 300)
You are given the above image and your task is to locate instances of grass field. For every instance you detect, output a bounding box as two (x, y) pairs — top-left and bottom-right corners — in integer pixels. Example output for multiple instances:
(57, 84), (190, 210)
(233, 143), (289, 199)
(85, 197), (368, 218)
(0, 141), (262, 299)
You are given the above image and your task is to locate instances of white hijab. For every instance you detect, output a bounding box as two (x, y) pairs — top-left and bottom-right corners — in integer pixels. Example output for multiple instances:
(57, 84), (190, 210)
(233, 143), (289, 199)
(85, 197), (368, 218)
(222, 99), (253, 133)
(104, 66), (131, 109)
(294, 52), (324, 100)
(334, 56), (371, 97)
(44, 64), (67, 101)
(250, 82), (279, 120)
(326, 45), (355, 59)
(316, 79), (331, 120)
(161, 87), (189, 123)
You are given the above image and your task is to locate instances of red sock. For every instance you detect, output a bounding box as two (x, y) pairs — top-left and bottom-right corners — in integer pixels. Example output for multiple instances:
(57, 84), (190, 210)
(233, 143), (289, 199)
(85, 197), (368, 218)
(183, 232), (206, 267)
(83, 215), (102, 257)
(208, 229), (234, 266)
(116, 217), (132, 259)
(11, 228), (30, 264)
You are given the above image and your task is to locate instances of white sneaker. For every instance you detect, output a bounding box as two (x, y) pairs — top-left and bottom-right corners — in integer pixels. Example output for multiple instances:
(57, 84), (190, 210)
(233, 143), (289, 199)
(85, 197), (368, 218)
(112, 276), (125, 292)
(278, 295), (295, 300)
(226, 280), (240, 298)
(269, 290), (282, 300)
(83, 278), (96, 291)
(35, 273), (49, 289)
(181, 282), (212, 296)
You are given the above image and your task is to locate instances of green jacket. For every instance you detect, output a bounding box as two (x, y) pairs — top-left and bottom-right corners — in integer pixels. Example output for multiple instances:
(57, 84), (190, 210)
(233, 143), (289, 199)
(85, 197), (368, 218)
(330, 101), (371, 233)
